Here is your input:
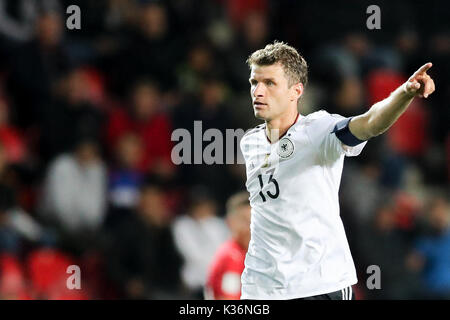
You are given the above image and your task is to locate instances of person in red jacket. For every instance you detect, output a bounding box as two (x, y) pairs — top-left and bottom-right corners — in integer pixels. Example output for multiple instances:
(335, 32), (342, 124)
(205, 191), (251, 300)
(106, 79), (174, 177)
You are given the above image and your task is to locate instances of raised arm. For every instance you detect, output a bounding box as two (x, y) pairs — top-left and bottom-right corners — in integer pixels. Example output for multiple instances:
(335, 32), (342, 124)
(349, 63), (435, 140)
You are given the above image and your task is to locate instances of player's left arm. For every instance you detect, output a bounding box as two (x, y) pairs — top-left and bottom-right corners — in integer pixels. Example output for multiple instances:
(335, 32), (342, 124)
(348, 63), (435, 140)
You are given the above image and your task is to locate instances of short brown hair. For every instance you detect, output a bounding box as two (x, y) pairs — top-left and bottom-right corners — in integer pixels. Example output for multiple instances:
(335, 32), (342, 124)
(226, 191), (250, 217)
(247, 41), (308, 87)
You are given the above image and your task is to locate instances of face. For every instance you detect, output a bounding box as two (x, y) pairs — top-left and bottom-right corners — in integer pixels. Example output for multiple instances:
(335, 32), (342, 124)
(116, 133), (143, 169)
(138, 186), (169, 226)
(243, 12), (267, 46)
(141, 4), (167, 39)
(189, 46), (212, 72)
(429, 198), (449, 231)
(191, 201), (217, 220)
(132, 84), (159, 120)
(228, 205), (252, 249)
(249, 63), (302, 121)
(375, 207), (395, 231)
(65, 70), (89, 105)
(37, 13), (62, 47)
(76, 142), (99, 166)
(201, 81), (225, 108)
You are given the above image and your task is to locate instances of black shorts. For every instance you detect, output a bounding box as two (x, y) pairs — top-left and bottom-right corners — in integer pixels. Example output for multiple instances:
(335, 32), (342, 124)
(290, 286), (354, 300)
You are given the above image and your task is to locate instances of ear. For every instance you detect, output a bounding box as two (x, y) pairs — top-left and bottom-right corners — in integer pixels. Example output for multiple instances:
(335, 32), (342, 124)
(290, 82), (304, 101)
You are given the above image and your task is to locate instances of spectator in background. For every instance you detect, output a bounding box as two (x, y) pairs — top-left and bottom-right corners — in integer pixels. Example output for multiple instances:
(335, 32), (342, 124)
(0, 141), (8, 181)
(0, 142), (49, 252)
(0, 0), (60, 44)
(356, 202), (422, 299)
(0, 183), (21, 254)
(40, 67), (104, 164)
(0, 0), (445, 301)
(0, 0), (61, 70)
(0, 253), (30, 299)
(312, 40), (366, 118)
(205, 191), (250, 300)
(408, 195), (450, 299)
(172, 75), (241, 204)
(340, 145), (385, 225)
(327, 74), (365, 118)
(219, 0), (268, 30)
(173, 75), (233, 132)
(0, 143), (21, 254)
(40, 138), (107, 242)
(106, 132), (144, 228)
(172, 186), (229, 299)
(224, 10), (270, 92)
(106, 79), (174, 177)
(0, 97), (26, 164)
(176, 41), (218, 96)
(7, 5), (70, 129)
(394, 28), (421, 73)
(105, 177), (184, 299)
(107, 1), (183, 95)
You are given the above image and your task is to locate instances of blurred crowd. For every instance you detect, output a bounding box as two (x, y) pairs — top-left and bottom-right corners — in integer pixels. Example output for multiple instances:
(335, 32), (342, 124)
(0, 0), (448, 299)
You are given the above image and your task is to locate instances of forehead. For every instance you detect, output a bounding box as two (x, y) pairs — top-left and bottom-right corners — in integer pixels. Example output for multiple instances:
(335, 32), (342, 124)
(250, 62), (286, 80)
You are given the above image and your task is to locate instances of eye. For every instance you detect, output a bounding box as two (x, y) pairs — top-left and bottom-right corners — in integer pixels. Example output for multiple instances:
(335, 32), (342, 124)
(266, 80), (274, 86)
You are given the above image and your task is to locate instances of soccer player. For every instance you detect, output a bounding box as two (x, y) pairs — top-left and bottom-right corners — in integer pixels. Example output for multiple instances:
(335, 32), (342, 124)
(239, 41), (435, 300)
(205, 191), (251, 300)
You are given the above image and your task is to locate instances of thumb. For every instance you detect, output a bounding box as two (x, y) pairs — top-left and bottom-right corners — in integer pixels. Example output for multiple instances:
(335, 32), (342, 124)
(404, 80), (420, 95)
(405, 80), (421, 92)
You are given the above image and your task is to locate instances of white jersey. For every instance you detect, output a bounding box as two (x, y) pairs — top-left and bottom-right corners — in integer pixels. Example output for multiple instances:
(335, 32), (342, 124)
(240, 110), (367, 300)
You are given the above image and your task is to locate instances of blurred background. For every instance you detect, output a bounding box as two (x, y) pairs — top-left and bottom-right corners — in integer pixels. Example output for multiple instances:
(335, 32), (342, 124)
(0, 0), (448, 300)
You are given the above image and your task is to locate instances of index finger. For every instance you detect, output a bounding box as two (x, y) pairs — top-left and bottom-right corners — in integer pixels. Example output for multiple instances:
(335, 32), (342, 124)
(414, 62), (433, 76)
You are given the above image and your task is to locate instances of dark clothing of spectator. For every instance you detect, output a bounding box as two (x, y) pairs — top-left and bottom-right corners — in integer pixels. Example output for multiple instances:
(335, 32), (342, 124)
(40, 99), (104, 163)
(171, 97), (241, 206)
(105, 213), (184, 299)
(7, 40), (72, 129)
(356, 224), (422, 299)
(105, 29), (183, 96)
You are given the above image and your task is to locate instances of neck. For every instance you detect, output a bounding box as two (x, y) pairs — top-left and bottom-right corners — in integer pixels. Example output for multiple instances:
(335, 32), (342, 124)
(266, 108), (299, 143)
(235, 237), (249, 251)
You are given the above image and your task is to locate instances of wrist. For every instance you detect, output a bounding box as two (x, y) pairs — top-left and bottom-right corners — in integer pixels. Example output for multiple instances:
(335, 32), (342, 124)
(401, 82), (416, 99)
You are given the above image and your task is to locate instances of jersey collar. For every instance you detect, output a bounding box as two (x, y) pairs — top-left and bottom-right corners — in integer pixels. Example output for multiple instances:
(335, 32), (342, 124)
(265, 112), (301, 144)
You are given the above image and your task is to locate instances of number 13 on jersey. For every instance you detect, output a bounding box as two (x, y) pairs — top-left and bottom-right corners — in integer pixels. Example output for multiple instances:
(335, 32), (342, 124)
(257, 168), (280, 202)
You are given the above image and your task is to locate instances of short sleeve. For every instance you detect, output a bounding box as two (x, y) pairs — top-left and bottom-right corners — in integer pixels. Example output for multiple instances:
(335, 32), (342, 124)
(305, 111), (367, 161)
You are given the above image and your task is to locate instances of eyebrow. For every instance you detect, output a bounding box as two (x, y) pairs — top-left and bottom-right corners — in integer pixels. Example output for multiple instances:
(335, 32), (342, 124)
(249, 77), (276, 83)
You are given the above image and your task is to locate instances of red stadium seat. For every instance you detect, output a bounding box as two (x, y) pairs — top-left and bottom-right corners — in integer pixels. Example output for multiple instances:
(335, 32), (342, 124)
(0, 254), (31, 299)
(26, 248), (89, 299)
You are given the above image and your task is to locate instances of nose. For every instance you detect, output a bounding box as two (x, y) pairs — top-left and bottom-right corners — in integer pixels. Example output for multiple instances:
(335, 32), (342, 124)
(252, 82), (265, 98)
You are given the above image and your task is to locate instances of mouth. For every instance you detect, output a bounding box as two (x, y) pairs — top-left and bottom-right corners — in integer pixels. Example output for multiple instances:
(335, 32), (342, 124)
(253, 101), (267, 109)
